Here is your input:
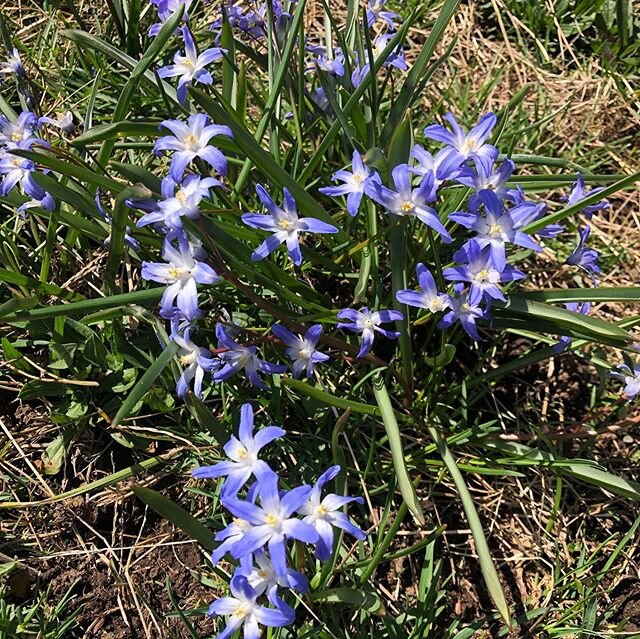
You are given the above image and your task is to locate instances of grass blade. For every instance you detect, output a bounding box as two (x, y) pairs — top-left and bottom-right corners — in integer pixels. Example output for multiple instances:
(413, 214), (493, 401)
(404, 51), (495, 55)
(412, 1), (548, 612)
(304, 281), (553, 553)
(132, 485), (215, 551)
(111, 340), (179, 428)
(426, 421), (511, 625)
(372, 375), (424, 524)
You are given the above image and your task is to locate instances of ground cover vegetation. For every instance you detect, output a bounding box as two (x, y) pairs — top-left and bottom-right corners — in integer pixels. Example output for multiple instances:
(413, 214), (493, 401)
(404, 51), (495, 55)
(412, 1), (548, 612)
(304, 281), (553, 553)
(1, 0), (640, 637)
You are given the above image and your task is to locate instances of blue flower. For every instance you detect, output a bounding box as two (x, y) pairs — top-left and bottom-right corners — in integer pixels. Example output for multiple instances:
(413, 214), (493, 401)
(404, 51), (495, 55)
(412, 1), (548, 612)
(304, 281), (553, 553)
(149, 0), (192, 36)
(611, 362), (640, 399)
(449, 191), (541, 271)
(366, 0), (400, 29)
(131, 175), (221, 231)
(207, 574), (294, 639)
(396, 263), (450, 314)
(319, 150), (380, 217)
(154, 114), (232, 181)
(96, 190), (139, 250)
(0, 142), (53, 209)
(567, 225), (600, 282)
(350, 34), (408, 87)
(271, 324), (329, 378)
(192, 403), (285, 495)
(141, 230), (220, 321)
(367, 164), (452, 242)
(0, 112), (43, 148)
(553, 302), (591, 353)
(237, 549), (308, 601)
(563, 173), (609, 219)
(39, 111), (75, 134)
(172, 326), (218, 398)
(157, 27), (226, 103)
(336, 307), (402, 358)
(211, 2), (267, 39)
(311, 87), (329, 111)
(298, 465), (366, 560)
(506, 198), (565, 238)
(241, 185), (338, 266)
(424, 112), (498, 174)
(16, 176), (56, 213)
(438, 284), (486, 341)
(213, 324), (287, 389)
(409, 144), (464, 189)
(443, 239), (525, 305)
(0, 48), (25, 77)
(223, 472), (319, 575)
(455, 153), (518, 208)
(307, 44), (345, 77)
(210, 483), (261, 566)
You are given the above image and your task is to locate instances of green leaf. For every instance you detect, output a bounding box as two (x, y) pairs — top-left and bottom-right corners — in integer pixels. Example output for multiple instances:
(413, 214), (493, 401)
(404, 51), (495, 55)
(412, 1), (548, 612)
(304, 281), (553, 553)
(495, 296), (634, 346)
(484, 440), (640, 501)
(111, 341), (179, 428)
(519, 287), (640, 303)
(190, 88), (344, 240)
(43, 426), (77, 475)
(63, 28), (180, 103)
(380, 0), (461, 145)
(0, 454), (168, 510)
(132, 486), (215, 551)
(281, 378), (381, 415)
(427, 421), (511, 625)
(0, 267), (84, 302)
(97, 8), (183, 167)
(524, 170), (640, 233)
(309, 587), (385, 615)
(19, 381), (71, 400)
(3, 288), (162, 322)
(424, 343), (456, 369)
(372, 375), (424, 524)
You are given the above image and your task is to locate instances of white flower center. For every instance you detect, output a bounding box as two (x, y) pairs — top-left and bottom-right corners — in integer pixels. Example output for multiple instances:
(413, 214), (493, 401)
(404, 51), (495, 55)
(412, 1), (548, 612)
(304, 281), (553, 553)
(400, 200), (414, 214)
(179, 351), (198, 366)
(232, 604), (249, 619)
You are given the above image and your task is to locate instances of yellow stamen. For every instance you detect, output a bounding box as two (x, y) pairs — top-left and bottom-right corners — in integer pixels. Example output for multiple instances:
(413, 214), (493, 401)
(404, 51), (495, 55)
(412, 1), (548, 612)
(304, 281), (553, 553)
(400, 200), (414, 213)
(265, 513), (278, 527)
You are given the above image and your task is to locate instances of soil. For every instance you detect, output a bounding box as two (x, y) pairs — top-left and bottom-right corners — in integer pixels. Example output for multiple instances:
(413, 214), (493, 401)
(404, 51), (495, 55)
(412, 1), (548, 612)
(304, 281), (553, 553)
(0, 400), (216, 639)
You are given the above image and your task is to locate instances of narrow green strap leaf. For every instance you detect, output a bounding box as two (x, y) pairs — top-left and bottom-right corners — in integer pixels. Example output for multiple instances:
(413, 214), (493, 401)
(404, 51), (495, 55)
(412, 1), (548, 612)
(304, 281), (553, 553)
(483, 440), (640, 501)
(379, 0), (461, 145)
(0, 454), (168, 509)
(427, 422), (511, 625)
(2, 288), (162, 322)
(496, 296), (634, 344)
(372, 375), (424, 524)
(73, 120), (162, 145)
(0, 267), (84, 302)
(524, 170), (640, 233)
(519, 287), (640, 303)
(309, 588), (385, 615)
(111, 340), (179, 428)
(97, 8), (183, 166)
(13, 148), (125, 193)
(281, 378), (380, 415)
(106, 185), (149, 286)
(132, 485), (215, 551)
(63, 28), (180, 104)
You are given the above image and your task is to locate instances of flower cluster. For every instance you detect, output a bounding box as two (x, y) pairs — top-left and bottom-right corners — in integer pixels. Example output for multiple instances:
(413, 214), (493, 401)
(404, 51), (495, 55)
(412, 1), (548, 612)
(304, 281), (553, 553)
(0, 111), (55, 213)
(193, 404), (366, 637)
